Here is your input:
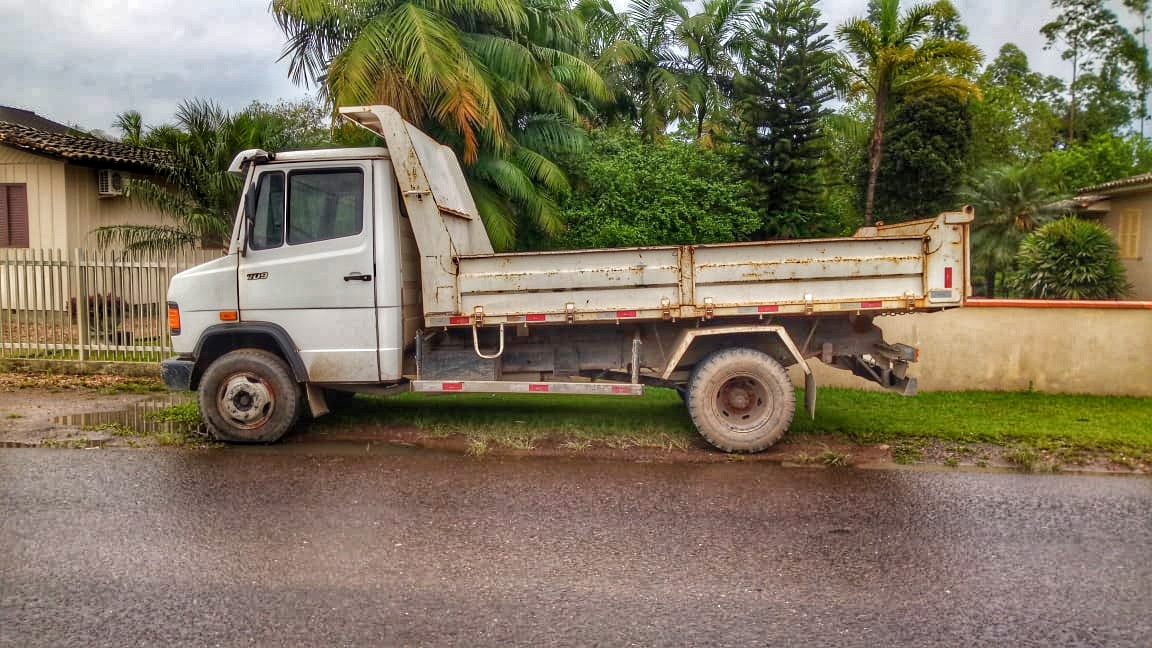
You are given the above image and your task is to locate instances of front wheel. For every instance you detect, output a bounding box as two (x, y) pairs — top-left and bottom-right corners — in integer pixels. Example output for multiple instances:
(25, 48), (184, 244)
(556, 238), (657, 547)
(686, 348), (795, 453)
(198, 349), (301, 443)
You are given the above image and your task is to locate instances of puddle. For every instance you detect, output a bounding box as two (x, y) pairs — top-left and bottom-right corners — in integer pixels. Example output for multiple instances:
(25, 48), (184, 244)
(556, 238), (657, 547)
(53, 394), (197, 437)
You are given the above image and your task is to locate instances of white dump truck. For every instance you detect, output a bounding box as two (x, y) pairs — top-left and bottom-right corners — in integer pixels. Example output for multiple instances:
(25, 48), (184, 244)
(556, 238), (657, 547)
(162, 105), (973, 452)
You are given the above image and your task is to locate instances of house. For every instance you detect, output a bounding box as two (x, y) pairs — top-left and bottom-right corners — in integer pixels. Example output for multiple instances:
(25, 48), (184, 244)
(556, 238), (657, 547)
(0, 111), (173, 250)
(1068, 174), (1152, 300)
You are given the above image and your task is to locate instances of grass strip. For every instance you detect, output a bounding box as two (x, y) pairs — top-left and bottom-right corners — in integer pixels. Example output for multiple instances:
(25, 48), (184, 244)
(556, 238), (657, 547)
(307, 387), (1152, 458)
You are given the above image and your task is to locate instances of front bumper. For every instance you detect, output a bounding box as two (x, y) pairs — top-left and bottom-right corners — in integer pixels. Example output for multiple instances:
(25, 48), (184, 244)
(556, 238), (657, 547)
(161, 357), (195, 391)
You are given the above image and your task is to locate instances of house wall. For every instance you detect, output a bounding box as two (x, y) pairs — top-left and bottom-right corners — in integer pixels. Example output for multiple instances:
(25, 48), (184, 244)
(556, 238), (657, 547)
(65, 166), (172, 248)
(0, 145), (67, 248)
(1099, 193), (1151, 300)
(793, 301), (1152, 397)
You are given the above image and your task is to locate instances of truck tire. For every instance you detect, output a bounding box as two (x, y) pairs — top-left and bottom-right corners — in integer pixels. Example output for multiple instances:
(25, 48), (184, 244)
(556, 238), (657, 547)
(198, 348), (301, 443)
(687, 348), (795, 453)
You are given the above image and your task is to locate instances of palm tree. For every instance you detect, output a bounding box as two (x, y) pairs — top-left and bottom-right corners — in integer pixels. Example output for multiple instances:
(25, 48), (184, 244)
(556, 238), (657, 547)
(836, 0), (983, 226)
(960, 164), (1058, 296)
(96, 100), (297, 252)
(577, 0), (694, 141)
(678, 0), (756, 145)
(113, 111), (145, 146)
(272, 0), (608, 248)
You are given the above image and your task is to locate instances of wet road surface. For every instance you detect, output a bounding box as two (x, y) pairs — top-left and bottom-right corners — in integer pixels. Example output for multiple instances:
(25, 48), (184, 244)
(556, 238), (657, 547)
(2, 446), (1150, 647)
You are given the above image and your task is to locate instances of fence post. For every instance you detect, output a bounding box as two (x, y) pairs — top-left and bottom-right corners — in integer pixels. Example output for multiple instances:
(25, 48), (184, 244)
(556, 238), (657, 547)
(73, 248), (88, 363)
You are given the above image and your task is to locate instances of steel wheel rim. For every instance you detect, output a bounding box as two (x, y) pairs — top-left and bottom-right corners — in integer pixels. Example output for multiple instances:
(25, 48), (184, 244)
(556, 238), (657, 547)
(714, 374), (770, 432)
(217, 371), (275, 430)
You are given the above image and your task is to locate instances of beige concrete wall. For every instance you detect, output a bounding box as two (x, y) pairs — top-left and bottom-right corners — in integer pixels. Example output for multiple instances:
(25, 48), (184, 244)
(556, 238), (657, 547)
(1099, 194), (1151, 300)
(795, 304), (1152, 397)
(0, 146), (68, 248)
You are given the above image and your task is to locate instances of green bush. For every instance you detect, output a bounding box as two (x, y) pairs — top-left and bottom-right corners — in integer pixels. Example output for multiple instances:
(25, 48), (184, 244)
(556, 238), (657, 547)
(1007, 218), (1131, 299)
(555, 132), (761, 248)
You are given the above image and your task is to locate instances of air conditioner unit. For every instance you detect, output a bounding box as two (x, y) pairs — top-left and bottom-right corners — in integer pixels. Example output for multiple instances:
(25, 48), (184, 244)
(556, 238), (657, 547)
(97, 169), (125, 197)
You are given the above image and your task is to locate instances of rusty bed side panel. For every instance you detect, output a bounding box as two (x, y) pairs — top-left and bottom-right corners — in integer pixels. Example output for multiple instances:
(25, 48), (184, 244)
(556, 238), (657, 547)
(455, 232), (933, 318)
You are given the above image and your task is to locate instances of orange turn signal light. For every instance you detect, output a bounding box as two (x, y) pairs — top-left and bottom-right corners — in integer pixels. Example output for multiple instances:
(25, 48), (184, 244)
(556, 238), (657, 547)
(167, 302), (181, 335)
(218, 310), (239, 322)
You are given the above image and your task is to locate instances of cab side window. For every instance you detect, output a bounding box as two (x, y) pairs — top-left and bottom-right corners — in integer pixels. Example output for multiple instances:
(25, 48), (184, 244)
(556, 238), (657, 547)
(287, 169), (364, 245)
(249, 172), (285, 250)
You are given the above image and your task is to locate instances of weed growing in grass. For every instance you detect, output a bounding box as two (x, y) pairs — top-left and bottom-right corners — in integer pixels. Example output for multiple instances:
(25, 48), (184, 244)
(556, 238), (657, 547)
(891, 443), (923, 464)
(820, 450), (850, 467)
(1004, 447), (1062, 472)
(604, 437), (636, 450)
(1005, 447), (1040, 471)
(465, 438), (490, 457)
(791, 452), (817, 465)
(559, 439), (591, 451)
(492, 433), (536, 451)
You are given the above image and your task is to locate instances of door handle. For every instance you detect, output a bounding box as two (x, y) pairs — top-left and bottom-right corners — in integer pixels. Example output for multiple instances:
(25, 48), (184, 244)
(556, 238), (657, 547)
(343, 272), (373, 282)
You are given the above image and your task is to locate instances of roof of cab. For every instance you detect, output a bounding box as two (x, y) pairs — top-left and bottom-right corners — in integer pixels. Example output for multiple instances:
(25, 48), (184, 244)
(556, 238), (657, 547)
(228, 147), (390, 175)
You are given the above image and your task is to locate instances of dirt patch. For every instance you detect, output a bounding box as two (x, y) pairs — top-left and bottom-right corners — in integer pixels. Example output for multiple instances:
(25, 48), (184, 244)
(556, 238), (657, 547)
(0, 373), (178, 447)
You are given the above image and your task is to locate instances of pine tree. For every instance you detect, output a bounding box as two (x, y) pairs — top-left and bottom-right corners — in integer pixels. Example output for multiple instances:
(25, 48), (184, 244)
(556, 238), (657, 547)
(732, 0), (835, 239)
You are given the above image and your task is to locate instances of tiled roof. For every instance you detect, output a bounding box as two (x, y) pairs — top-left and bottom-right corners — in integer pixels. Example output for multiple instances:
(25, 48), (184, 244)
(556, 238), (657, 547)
(0, 121), (173, 173)
(0, 106), (73, 134)
(1078, 172), (1152, 195)
(1042, 194), (1110, 215)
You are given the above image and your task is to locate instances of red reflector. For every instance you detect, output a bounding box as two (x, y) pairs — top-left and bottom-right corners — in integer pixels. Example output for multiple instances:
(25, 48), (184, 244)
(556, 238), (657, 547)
(615, 310), (637, 318)
(526, 313), (546, 322)
(529, 384), (550, 392)
(449, 316), (470, 325)
(757, 305), (779, 313)
(861, 301), (882, 309)
(611, 386), (632, 394)
(945, 267), (954, 289)
(442, 382), (463, 391)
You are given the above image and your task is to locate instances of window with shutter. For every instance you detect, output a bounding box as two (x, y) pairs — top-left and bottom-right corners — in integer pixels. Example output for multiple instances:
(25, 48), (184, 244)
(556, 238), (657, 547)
(1118, 209), (1141, 260)
(0, 184), (29, 248)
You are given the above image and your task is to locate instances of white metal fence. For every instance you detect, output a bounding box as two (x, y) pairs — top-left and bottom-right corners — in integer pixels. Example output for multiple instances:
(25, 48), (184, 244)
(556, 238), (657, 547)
(0, 248), (219, 363)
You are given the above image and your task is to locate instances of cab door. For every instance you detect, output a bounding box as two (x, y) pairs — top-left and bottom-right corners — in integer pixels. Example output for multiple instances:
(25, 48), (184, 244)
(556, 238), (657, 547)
(238, 162), (379, 382)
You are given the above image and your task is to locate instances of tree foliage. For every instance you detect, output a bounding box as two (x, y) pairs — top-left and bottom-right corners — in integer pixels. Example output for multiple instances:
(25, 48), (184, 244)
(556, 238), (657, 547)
(97, 100), (311, 252)
(272, 0), (609, 250)
(731, 0), (836, 238)
(969, 44), (1064, 167)
(1008, 218), (1131, 299)
(836, 0), (983, 225)
(871, 93), (971, 221)
(1041, 0), (1150, 142)
(556, 131), (760, 248)
(1035, 133), (1152, 193)
(960, 164), (1060, 296)
(678, 0), (757, 145)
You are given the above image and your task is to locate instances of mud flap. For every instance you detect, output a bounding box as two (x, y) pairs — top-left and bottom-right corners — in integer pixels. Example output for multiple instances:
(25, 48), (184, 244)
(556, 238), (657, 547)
(305, 384), (330, 418)
(804, 372), (817, 419)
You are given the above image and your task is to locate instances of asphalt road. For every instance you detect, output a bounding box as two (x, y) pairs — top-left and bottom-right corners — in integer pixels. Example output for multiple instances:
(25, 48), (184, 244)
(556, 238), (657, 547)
(2, 446), (1150, 647)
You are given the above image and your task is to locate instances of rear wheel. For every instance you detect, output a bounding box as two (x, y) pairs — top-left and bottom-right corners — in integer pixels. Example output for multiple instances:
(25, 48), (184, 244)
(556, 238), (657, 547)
(198, 349), (301, 443)
(687, 348), (795, 453)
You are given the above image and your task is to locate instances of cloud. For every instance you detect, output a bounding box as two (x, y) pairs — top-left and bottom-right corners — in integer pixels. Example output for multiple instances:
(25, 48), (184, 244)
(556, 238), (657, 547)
(0, 0), (1141, 134)
(0, 0), (309, 132)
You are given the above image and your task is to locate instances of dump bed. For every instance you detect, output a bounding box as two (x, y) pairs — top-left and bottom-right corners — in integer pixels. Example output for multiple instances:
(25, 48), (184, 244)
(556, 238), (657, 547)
(339, 106), (972, 327)
(445, 212), (970, 325)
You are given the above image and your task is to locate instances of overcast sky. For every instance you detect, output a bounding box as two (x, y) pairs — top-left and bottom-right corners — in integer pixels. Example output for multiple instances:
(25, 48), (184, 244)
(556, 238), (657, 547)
(0, 0), (1133, 135)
